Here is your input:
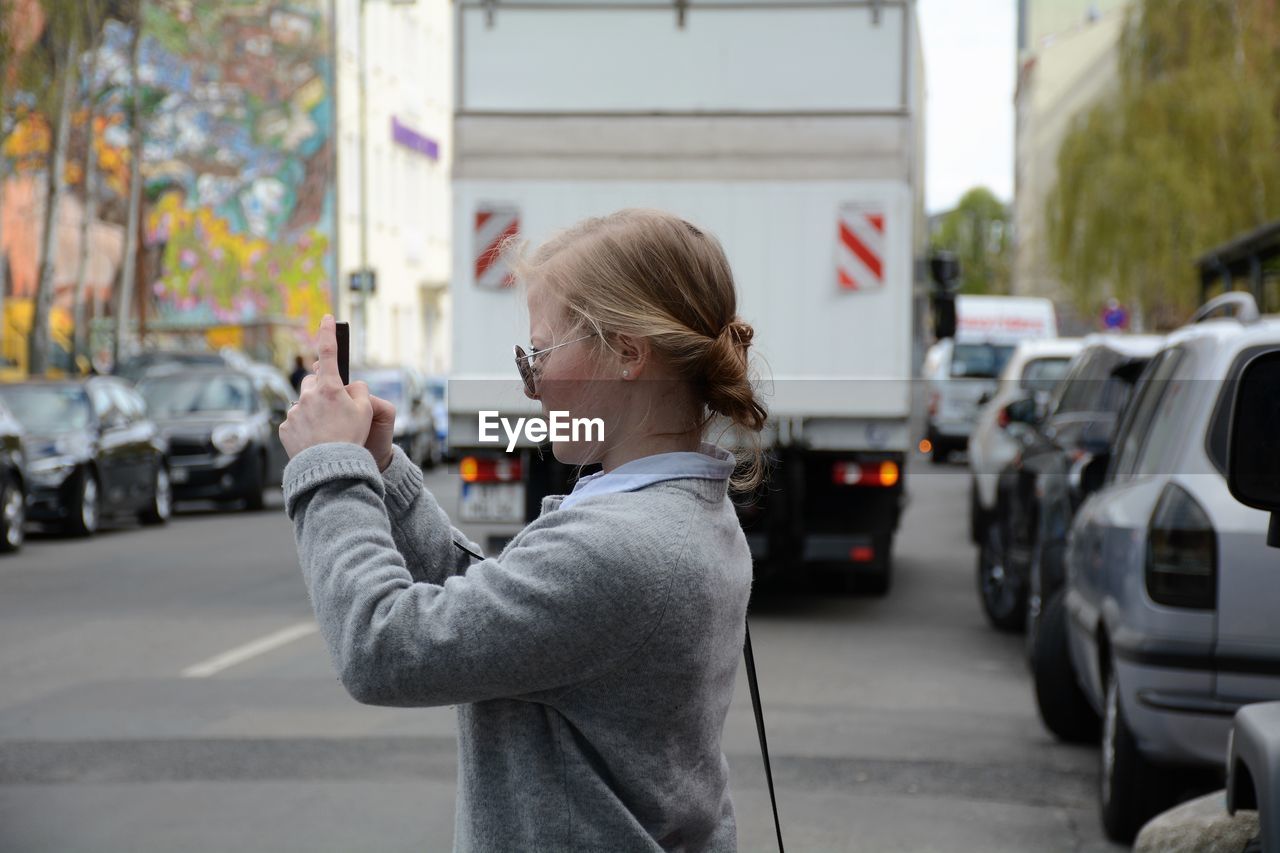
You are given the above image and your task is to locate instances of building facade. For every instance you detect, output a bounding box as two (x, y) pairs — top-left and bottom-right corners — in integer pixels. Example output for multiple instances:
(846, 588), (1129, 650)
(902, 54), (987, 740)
(1013, 0), (1129, 324)
(333, 0), (453, 373)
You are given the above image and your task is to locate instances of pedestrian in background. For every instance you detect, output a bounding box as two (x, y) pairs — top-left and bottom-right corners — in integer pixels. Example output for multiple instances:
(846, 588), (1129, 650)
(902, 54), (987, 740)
(277, 209), (767, 851)
(288, 355), (308, 392)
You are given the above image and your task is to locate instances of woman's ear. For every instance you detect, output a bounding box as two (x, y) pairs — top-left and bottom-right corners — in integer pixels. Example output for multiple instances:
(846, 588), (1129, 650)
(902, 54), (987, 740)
(613, 333), (650, 380)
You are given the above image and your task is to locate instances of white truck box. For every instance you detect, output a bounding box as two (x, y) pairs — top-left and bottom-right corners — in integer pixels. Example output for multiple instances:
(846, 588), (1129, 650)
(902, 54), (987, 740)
(448, 0), (925, 592)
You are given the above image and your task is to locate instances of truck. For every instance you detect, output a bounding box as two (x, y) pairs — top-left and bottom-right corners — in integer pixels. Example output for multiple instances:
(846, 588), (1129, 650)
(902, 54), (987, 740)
(923, 295), (1058, 464)
(446, 0), (926, 594)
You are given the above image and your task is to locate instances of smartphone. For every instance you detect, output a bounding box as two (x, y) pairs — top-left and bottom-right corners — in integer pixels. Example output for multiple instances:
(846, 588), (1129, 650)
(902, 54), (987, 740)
(335, 321), (350, 385)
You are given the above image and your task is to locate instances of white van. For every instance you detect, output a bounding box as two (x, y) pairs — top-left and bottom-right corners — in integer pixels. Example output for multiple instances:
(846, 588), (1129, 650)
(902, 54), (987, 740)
(925, 296), (1058, 464)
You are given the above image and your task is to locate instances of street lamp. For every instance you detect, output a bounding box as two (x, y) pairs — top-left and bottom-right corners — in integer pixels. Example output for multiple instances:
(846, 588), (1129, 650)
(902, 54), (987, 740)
(354, 0), (416, 364)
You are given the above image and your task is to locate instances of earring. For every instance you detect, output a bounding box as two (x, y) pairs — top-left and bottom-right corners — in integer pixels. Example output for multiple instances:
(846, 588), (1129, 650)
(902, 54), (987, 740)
(622, 370), (630, 378)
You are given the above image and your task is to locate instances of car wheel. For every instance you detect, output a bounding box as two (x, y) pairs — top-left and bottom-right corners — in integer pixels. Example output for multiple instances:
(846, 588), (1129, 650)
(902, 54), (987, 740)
(969, 478), (987, 544)
(929, 441), (949, 466)
(139, 463), (172, 526)
(64, 468), (99, 537)
(0, 476), (25, 553)
(1099, 661), (1175, 843)
(977, 521), (1026, 631)
(243, 454), (267, 512)
(1031, 591), (1099, 743)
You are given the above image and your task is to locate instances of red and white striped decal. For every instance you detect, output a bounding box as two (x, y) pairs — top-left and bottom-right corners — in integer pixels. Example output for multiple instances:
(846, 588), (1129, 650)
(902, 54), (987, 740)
(836, 204), (886, 291)
(474, 204), (520, 289)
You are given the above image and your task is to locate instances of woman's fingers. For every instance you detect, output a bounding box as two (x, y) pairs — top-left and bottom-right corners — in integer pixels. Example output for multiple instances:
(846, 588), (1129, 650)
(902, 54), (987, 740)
(314, 315), (342, 382)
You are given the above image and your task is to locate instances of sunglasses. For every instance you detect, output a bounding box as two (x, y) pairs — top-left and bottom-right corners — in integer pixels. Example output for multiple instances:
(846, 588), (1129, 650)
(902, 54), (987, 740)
(513, 333), (597, 399)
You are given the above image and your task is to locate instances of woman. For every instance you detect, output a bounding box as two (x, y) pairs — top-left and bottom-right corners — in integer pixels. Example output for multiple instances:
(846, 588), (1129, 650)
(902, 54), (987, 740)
(279, 209), (768, 851)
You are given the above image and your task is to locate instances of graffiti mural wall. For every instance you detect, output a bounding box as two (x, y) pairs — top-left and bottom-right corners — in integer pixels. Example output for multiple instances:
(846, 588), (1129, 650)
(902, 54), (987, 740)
(123, 0), (336, 333)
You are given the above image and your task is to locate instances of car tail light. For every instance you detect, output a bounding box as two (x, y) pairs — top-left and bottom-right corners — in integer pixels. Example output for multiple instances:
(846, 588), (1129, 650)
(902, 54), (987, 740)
(1146, 483), (1217, 610)
(832, 460), (900, 488)
(849, 546), (876, 563)
(928, 392), (940, 418)
(997, 407), (1010, 429)
(460, 456), (523, 484)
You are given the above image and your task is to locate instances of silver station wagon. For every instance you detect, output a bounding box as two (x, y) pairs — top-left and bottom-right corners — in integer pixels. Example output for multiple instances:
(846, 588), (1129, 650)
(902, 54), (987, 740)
(1063, 305), (1280, 842)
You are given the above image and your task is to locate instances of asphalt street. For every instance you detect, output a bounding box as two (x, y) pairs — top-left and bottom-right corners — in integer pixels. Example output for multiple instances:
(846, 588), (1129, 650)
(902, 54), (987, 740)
(0, 456), (1125, 852)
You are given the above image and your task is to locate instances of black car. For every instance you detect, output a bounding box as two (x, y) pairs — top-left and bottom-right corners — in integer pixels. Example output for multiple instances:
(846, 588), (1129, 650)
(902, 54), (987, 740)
(976, 334), (1163, 637)
(137, 368), (289, 509)
(0, 378), (172, 536)
(0, 398), (27, 553)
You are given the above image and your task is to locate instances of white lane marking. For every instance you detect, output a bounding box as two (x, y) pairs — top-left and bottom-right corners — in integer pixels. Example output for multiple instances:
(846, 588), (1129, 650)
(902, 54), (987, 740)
(181, 621), (318, 678)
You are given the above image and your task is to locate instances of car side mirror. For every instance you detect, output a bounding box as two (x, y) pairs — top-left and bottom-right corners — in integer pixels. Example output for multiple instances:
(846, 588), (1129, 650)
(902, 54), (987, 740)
(1003, 395), (1038, 427)
(1226, 349), (1280, 547)
(1069, 450), (1110, 499)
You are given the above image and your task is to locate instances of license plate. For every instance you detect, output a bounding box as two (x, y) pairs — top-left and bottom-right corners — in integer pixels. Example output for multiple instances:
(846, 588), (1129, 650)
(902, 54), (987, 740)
(170, 467), (190, 484)
(459, 482), (524, 523)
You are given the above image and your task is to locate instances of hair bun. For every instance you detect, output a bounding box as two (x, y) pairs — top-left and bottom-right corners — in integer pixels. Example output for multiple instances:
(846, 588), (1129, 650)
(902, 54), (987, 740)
(721, 317), (753, 349)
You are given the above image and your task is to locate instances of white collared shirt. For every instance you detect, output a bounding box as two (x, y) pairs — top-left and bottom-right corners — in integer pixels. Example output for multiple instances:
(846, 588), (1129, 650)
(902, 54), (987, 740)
(558, 442), (736, 510)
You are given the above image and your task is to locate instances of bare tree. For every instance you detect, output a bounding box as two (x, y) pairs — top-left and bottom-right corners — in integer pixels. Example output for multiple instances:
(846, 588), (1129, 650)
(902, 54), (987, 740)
(112, 0), (142, 369)
(72, 15), (105, 371)
(28, 10), (80, 375)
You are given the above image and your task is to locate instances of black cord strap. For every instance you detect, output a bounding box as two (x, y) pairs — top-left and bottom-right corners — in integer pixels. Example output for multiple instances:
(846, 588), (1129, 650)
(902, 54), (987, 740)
(744, 621), (784, 853)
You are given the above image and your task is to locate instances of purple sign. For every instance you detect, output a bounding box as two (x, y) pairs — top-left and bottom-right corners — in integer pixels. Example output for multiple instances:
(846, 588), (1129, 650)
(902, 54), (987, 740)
(391, 116), (439, 161)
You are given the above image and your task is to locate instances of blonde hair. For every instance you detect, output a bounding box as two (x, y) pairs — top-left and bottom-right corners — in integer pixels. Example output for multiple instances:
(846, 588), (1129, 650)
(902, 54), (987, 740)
(511, 208), (769, 494)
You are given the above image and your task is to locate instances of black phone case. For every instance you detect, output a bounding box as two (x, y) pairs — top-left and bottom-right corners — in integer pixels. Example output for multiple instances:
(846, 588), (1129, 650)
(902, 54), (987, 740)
(336, 322), (350, 385)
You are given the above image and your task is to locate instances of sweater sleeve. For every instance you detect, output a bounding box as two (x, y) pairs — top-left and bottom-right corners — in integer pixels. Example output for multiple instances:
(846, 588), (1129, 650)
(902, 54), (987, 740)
(282, 442), (683, 708)
(378, 444), (482, 584)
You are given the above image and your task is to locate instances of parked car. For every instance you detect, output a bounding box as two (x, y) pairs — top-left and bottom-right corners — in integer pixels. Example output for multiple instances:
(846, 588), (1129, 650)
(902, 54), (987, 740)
(1063, 309), (1280, 842)
(353, 366), (440, 468)
(0, 397), (28, 553)
(1133, 344), (1280, 853)
(114, 350), (229, 384)
(424, 374), (449, 459)
(924, 295), (1059, 463)
(976, 333), (1162, 634)
(0, 378), (171, 536)
(137, 368), (289, 510)
(968, 337), (1084, 544)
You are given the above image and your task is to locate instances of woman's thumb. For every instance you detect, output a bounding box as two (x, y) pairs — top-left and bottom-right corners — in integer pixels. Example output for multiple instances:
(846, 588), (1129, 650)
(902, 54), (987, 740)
(368, 393), (396, 423)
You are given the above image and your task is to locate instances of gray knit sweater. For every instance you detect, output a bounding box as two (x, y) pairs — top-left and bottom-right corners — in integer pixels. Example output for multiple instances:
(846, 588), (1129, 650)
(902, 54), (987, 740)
(282, 442), (753, 852)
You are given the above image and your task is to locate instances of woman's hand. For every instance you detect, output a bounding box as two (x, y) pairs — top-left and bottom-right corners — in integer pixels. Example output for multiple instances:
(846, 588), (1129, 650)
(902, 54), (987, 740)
(366, 394), (397, 472)
(279, 315), (374, 458)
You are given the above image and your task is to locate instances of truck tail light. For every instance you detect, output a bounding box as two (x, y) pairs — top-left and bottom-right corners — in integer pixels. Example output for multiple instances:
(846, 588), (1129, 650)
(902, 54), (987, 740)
(460, 456), (523, 484)
(1146, 483), (1217, 610)
(928, 392), (940, 418)
(832, 460), (900, 488)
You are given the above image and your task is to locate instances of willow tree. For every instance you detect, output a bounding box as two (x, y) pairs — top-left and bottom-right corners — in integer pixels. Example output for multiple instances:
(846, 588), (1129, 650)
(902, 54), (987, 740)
(1046, 0), (1280, 326)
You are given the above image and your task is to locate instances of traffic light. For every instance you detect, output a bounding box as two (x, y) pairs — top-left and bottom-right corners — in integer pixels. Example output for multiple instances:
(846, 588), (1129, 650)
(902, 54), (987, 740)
(929, 251), (961, 340)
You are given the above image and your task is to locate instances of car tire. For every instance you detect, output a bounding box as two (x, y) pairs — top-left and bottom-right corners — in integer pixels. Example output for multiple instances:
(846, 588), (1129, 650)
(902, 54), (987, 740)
(1031, 591), (1099, 743)
(139, 463), (172, 526)
(0, 476), (25, 553)
(1099, 662), (1176, 843)
(64, 468), (100, 537)
(977, 521), (1025, 632)
(929, 442), (949, 466)
(243, 454), (267, 512)
(969, 478), (988, 544)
